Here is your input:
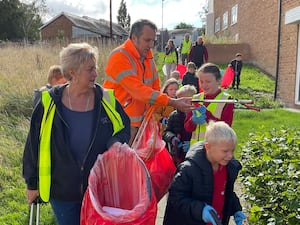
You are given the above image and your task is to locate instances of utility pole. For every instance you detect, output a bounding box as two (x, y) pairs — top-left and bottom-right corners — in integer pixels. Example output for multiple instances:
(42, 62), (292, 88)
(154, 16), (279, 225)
(110, 0), (113, 43)
(161, 0), (164, 52)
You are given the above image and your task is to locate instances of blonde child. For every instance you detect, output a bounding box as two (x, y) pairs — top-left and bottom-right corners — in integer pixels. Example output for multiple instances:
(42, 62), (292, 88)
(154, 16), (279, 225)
(162, 85), (197, 165)
(163, 121), (246, 225)
(32, 65), (67, 107)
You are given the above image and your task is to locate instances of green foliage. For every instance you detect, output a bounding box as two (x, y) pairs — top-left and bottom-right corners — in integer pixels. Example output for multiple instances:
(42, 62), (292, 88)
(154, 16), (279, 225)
(0, 0), (44, 42)
(240, 128), (300, 224)
(174, 22), (194, 29)
(117, 0), (131, 30)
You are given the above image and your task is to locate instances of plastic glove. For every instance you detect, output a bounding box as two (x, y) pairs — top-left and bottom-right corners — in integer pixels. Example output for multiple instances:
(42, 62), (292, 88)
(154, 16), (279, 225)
(182, 141), (190, 152)
(234, 211), (246, 225)
(161, 117), (168, 125)
(171, 137), (181, 146)
(191, 109), (207, 124)
(197, 105), (207, 115)
(202, 205), (218, 225)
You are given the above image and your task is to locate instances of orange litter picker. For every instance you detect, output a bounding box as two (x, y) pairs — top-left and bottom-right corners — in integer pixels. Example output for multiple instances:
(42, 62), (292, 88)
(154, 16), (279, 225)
(191, 99), (261, 112)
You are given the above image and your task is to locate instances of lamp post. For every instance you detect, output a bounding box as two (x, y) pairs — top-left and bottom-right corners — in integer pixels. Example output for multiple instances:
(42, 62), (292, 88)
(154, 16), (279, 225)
(161, 0), (164, 52)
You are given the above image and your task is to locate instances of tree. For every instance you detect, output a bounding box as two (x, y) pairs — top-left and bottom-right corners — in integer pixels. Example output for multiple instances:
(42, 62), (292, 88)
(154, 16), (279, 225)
(0, 0), (23, 40)
(174, 22), (194, 29)
(0, 0), (45, 42)
(117, 0), (131, 30)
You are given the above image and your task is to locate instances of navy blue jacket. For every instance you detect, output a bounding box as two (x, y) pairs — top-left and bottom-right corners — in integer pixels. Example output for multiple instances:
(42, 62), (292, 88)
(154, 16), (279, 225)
(163, 142), (242, 225)
(23, 84), (130, 202)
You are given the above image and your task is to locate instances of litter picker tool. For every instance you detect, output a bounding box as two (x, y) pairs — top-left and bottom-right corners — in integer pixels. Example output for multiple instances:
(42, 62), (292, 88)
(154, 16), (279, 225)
(191, 99), (260, 112)
(209, 209), (223, 225)
(29, 199), (40, 225)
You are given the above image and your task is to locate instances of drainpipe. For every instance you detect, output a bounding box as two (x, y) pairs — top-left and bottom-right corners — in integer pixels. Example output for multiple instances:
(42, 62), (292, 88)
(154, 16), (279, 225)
(274, 0), (282, 100)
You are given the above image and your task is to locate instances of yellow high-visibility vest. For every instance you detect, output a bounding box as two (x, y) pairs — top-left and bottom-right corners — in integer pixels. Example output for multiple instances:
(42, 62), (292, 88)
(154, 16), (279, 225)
(39, 88), (124, 202)
(165, 50), (177, 63)
(181, 40), (192, 54)
(190, 91), (230, 146)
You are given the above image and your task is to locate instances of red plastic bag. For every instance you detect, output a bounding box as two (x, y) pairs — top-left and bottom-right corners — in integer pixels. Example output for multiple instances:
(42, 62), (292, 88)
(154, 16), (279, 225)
(176, 64), (187, 79)
(221, 66), (235, 88)
(132, 107), (176, 202)
(80, 144), (157, 225)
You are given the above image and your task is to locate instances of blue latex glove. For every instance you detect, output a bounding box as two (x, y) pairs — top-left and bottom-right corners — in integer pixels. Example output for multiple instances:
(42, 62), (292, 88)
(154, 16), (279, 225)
(182, 141), (190, 152)
(234, 211), (246, 225)
(191, 109), (207, 124)
(171, 137), (182, 148)
(202, 205), (218, 225)
(197, 105), (207, 115)
(161, 117), (168, 125)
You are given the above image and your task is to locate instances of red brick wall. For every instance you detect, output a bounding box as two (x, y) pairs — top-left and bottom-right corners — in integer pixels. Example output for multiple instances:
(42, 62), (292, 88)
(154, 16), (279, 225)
(214, 0), (278, 76)
(41, 15), (73, 41)
(213, 0), (300, 109)
(277, 1), (300, 109)
(206, 43), (250, 64)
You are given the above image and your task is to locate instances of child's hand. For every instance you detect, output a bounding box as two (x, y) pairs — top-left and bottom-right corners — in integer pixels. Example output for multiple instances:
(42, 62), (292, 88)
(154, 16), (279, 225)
(234, 211), (246, 225)
(182, 141), (190, 152)
(202, 205), (219, 225)
(161, 117), (168, 125)
(192, 109), (206, 124)
(171, 137), (180, 146)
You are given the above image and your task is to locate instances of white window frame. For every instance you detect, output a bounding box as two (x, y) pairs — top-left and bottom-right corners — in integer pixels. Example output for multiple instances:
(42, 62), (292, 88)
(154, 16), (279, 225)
(231, 4), (238, 25)
(295, 24), (300, 104)
(215, 17), (220, 33)
(223, 11), (228, 30)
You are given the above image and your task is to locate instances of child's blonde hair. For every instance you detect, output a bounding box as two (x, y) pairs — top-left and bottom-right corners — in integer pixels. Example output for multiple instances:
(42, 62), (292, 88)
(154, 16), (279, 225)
(205, 121), (237, 146)
(170, 70), (180, 80)
(176, 85), (197, 98)
(47, 65), (63, 84)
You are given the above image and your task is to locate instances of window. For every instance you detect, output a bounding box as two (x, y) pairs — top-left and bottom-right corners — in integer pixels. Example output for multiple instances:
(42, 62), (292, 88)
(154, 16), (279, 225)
(223, 11), (228, 30)
(295, 25), (300, 104)
(231, 4), (238, 25)
(215, 17), (220, 33)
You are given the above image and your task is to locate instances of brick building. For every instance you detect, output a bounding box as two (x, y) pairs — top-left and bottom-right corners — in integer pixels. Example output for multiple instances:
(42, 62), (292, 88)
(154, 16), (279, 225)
(40, 12), (128, 43)
(206, 0), (300, 109)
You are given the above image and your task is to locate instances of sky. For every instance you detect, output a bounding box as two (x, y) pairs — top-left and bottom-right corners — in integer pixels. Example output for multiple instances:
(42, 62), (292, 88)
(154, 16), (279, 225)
(43, 0), (207, 30)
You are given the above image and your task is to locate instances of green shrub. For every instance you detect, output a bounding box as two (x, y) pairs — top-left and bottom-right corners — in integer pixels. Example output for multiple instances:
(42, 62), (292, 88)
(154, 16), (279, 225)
(240, 128), (300, 224)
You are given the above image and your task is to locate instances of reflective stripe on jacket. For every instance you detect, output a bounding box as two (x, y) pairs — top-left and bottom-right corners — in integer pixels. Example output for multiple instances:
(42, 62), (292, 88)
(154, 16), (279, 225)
(38, 89), (124, 202)
(181, 40), (192, 54)
(103, 39), (169, 127)
(190, 91), (230, 146)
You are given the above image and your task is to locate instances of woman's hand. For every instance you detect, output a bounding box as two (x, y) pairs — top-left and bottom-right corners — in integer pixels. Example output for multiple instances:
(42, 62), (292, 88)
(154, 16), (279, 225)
(26, 189), (39, 204)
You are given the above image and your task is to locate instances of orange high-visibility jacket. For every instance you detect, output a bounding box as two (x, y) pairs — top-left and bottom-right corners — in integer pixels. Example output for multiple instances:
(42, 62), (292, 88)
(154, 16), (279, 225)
(103, 39), (169, 127)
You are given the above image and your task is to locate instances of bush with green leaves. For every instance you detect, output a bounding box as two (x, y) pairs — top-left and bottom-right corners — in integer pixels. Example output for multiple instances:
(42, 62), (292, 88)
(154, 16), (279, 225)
(240, 128), (300, 225)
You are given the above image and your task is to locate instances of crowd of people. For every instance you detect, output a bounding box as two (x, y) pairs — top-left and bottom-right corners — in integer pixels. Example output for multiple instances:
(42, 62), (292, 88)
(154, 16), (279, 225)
(23, 18), (246, 225)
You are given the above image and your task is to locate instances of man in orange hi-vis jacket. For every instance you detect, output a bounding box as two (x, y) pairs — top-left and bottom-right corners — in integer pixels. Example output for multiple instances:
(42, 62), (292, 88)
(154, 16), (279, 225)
(103, 19), (195, 145)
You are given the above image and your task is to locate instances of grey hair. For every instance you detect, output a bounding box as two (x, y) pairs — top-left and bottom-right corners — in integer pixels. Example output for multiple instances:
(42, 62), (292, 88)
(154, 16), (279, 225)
(59, 42), (98, 81)
(129, 19), (157, 39)
(205, 121), (237, 146)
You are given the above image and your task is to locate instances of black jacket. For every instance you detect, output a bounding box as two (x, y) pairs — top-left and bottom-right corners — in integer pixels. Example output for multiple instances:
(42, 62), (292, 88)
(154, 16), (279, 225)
(163, 142), (242, 225)
(182, 72), (200, 93)
(22, 84), (130, 202)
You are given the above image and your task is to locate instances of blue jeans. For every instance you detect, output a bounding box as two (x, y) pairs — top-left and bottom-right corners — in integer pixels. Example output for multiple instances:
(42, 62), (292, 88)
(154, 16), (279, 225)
(50, 199), (81, 225)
